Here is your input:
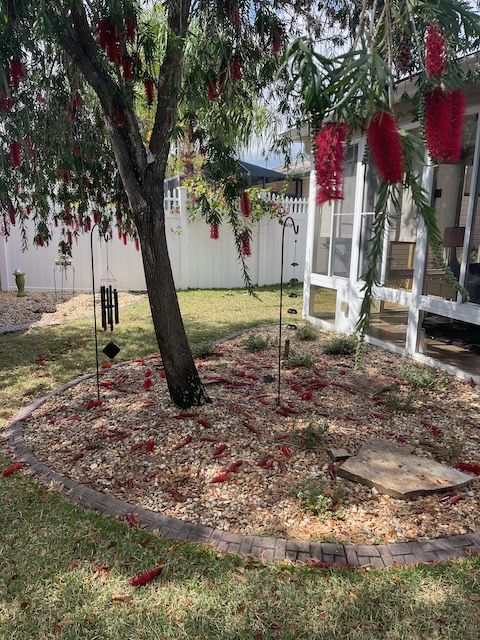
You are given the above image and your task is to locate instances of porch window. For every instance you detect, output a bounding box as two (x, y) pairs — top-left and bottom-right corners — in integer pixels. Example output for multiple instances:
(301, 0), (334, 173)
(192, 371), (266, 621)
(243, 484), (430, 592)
(423, 114), (478, 300)
(358, 141), (419, 291)
(311, 144), (358, 278)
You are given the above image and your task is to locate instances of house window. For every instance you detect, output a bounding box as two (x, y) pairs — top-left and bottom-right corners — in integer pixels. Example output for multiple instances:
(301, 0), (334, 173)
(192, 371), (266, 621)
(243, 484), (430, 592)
(311, 144), (358, 278)
(358, 137), (419, 291)
(423, 114), (478, 300)
(309, 285), (336, 323)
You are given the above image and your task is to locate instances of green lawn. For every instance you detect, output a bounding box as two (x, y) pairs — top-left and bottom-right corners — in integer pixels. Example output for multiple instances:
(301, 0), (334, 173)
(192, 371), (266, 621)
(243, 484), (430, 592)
(1, 286), (479, 640)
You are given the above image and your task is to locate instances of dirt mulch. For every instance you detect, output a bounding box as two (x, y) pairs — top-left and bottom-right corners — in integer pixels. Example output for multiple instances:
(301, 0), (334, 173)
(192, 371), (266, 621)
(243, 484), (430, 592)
(0, 291), (144, 329)
(23, 326), (480, 545)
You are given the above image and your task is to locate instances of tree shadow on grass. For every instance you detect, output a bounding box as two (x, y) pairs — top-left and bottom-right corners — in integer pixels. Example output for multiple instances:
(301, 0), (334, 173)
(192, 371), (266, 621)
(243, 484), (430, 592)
(0, 466), (479, 640)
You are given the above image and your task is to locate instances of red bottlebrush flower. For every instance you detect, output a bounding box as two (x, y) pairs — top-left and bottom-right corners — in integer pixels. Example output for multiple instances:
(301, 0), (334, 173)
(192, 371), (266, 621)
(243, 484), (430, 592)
(210, 222), (219, 239)
(207, 80), (218, 101)
(144, 79), (155, 106)
(85, 399), (102, 410)
(367, 112), (404, 183)
(2, 461), (24, 477)
(240, 191), (251, 217)
(300, 391), (313, 401)
(272, 26), (283, 55)
(117, 225), (122, 240)
(230, 56), (243, 80)
(129, 566), (163, 587)
(122, 56), (133, 81)
(314, 122), (348, 205)
(424, 88), (465, 163)
(143, 378), (152, 390)
(93, 210), (101, 225)
(241, 232), (251, 257)
(67, 230), (73, 245)
(281, 445), (292, 458)
(122, 232), (128, 245)
(145, 438), (155, 452)
(144, 369), (152, 377)
(8, 200), (16, 225)
(34, 233), (45, 247)
(0, 93), (14, 112)
(134, 238), (140, 252)
(113, 104), (126, 128)
(10, 141), (21, 167)
(84, 216), (91, 232)
(9, 59), (25, 91)
(125, 512), (137, 526)
(425, 24), (446, 78)
(210, 472), (229, 483)
(125, 15), (137, 42)
(97, 19), (109, 50)
(456, 461), (480, 475)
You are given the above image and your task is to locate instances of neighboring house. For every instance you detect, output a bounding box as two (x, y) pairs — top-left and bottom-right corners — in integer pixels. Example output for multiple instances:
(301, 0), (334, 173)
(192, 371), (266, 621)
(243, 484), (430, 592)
(299, 59), (480, 383)
(164, 159), (287, 192)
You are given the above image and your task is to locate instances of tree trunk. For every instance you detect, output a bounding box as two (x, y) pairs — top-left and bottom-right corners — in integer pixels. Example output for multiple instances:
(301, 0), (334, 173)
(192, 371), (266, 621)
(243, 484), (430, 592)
(137, 188), (210, 409)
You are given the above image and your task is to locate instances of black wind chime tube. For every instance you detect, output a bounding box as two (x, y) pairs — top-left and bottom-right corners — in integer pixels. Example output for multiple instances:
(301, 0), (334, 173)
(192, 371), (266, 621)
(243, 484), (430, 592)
(114, 289), (119, 324)
(90, 224), (101, 401)
(277, 216), (300, 406)
(100, 286), (107, 331)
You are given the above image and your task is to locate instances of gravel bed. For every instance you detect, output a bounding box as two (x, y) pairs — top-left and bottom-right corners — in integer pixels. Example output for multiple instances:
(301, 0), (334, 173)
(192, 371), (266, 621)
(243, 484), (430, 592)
(23, 326), (480, 544)
(0, 291), (144, 329)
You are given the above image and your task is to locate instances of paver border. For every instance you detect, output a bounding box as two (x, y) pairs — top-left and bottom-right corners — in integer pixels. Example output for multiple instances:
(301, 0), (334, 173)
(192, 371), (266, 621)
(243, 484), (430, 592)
(3, 347), (480, 568)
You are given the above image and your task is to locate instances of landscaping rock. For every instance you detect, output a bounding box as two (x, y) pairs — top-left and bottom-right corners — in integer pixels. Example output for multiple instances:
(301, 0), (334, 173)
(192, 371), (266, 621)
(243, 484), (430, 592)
(358, 438), (415, 456)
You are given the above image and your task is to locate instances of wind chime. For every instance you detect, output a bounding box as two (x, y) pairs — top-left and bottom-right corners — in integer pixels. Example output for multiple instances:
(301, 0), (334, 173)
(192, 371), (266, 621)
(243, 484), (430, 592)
(277, 216), (300, 406)
(90, 226), (121, 399)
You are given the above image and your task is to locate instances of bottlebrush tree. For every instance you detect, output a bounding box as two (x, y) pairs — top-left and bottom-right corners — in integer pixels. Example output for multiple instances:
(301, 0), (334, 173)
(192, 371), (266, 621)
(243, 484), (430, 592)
(0, 0), (316, 408)
(285, 0), (480, 358)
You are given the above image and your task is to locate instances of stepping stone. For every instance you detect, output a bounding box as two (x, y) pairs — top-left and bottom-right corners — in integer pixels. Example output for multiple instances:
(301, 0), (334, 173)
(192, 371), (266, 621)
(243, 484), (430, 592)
(350, 375), (393, 397)
(338, 450), (474, 499)
(327, 448), (351, 462)
(359, 438), (414, 456)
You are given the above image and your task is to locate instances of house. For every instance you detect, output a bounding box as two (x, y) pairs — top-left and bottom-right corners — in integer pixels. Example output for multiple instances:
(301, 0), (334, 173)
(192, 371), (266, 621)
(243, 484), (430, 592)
(299, 61), (480, 383)
(164, 159), (287, 192)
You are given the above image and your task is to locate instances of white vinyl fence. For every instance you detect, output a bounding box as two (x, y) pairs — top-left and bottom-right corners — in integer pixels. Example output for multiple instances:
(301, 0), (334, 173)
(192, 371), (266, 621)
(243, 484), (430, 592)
(0, 188), (308, 292)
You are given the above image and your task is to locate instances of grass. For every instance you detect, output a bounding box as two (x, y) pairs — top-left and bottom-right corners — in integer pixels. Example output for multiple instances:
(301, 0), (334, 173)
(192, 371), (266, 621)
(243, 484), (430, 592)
(399, 364), (440, 389)
(1, 285), (480, 639)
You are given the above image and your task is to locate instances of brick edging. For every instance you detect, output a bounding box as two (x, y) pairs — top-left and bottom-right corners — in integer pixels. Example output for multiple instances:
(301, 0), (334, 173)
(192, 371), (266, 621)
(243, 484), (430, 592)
(3, 354), (480, 568)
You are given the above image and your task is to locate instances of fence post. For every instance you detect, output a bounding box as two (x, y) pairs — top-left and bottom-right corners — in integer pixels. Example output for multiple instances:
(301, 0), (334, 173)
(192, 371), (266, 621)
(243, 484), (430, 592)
(0, 235), (9, 290)
(177, 187), (189, 290)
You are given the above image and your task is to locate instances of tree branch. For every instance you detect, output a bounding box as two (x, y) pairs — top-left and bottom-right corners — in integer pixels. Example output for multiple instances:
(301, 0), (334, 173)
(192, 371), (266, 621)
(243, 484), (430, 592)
(149, 0), (192, 179)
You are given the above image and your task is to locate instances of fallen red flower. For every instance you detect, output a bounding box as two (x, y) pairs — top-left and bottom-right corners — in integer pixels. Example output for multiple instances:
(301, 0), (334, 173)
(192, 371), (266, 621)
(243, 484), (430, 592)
(129, 566), (163, 587)
(143, 378), (153, 390)
(213, 443), (228, 458)
(197, 418), (211, 428)
(300, 391), (313, 401)
(85, 399), (103, 410)
(173, 412), (196, 420)
(456, 461), (480, 475)
(2, 462), (24, 477)
(125, 513), (137, 526)
(281, 445), (292, 458)
(144, 369), (152, 378)
(258, 458), (274, 469)
(210, 472), (229, 483)
(101, 362), (111, 369)
(174, 435), (193, 450)
(145, 438), (155, 452)
(223, 460), (243, 473)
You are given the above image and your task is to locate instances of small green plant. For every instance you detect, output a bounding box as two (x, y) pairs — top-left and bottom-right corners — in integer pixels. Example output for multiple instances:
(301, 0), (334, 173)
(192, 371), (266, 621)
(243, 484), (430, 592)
(191, 341), (215, 359)
(244, 334), (270, 352)
(285, 350), (314, 368)
(322, 335), (356, 355)
(399, 364), (438, 388)
(291, 478), (345, 520)
(296, 324), (319, 341)
(293, 419), (329, 450)
(384, 390), (414, 413)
